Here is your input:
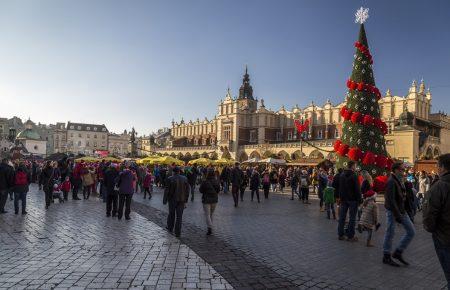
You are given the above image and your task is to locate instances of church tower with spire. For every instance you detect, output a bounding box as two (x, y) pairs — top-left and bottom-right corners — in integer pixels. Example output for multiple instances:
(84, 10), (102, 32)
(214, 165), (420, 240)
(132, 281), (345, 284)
(237, 66), (257, 113)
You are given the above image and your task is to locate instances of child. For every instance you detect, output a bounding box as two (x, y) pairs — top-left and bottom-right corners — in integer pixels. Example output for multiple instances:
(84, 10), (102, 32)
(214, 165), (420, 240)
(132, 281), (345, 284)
(143, 171), (153, 199)
(358, 190), (380, 247)
(323, 182), (336, 219)
(61, 176), (72, 201)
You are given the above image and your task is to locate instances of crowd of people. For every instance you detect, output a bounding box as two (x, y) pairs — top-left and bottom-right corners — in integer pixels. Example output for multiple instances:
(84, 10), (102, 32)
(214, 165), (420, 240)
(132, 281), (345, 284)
(0, 154), (449, 288)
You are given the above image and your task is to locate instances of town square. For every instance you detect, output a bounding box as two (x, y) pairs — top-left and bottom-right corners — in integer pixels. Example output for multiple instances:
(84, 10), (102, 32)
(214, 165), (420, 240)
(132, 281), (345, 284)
(0, 1), (450, 290)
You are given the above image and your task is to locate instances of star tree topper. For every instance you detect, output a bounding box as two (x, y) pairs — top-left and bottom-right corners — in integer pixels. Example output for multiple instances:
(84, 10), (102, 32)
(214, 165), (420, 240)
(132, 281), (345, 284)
(355, 7), (369, 24)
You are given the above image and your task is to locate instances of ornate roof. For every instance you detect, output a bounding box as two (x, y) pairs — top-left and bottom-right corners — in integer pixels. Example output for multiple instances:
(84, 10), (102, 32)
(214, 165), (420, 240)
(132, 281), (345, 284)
(16, 128), (41, 140)
(238, 66), (254, 100)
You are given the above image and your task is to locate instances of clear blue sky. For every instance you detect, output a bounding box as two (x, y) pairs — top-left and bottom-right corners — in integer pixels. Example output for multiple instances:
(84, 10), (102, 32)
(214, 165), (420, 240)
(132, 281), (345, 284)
(0, 0), (449, 134)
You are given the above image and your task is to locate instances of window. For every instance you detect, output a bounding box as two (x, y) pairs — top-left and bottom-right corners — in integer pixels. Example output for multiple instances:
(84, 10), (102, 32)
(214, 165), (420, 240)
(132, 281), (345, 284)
(34, 145), (38, 150)
(249, 130), (257, 142)
(94, 127), (98, 131)
(77, 141), (81, 146)
(276, 132), (282, 141)
(87, 127), (90, 131)
(102, 135), (106, 139)
(70, 133), (73, 138)
(86, 141), (90, 146)
(194, 139), (198, 146)
(77, 126), (81, 130)
(87, 134), (90, 139)
(287, 131), (293, 141)
(223, 126), (231, 141)
(94, 142), (97, 147)
(78, 133), (82, 138)
(317, 130), (323, 139)
(102, 128), (106, 132)
(334, 129), (340, 138)
(70, 125), (74, 129)
(94, 134), (97, 139)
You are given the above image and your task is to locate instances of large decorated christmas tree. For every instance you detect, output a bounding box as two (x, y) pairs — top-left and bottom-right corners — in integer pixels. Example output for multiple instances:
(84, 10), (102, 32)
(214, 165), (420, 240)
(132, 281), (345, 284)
(335, 7), (393, 177)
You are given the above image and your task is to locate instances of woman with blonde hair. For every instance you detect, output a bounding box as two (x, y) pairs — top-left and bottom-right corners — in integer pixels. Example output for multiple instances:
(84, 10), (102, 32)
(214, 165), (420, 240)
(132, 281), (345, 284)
(359, 170), (373, 221)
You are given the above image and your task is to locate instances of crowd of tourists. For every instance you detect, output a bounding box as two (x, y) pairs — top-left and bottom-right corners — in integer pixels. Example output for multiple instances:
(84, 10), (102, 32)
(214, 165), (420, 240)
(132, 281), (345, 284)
(0, 154), (449, 288)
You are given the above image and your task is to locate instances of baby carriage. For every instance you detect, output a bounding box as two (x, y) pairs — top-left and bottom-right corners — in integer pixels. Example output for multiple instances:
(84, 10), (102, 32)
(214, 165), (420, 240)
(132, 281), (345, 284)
(52, 180), (64, 203)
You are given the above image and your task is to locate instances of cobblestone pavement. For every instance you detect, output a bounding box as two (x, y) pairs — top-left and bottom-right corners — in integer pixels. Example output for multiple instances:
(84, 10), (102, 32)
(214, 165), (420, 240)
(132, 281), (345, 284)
(0, 185), (233, 290)
(132, 187), (447, 290)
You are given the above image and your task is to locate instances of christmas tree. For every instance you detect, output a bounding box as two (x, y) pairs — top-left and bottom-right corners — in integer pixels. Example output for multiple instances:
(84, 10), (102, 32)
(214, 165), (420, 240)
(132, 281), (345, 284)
(335, 7), (393, 177)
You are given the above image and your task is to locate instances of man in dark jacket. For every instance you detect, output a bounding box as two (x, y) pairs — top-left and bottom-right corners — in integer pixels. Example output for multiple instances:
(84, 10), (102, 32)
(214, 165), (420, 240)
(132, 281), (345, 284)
(186, 164), (198, 202)
(117, 164), (135, 220)
(337, 161), (361, 242)
(230, 163), (244, 207)
(13, 163), (31, 215)
(164, 167), (190, 237)
(383, 161), (415, 267)
(104, 164), (119, 217)
(0, 158), (14, 214)
(423, 154), (450, 288)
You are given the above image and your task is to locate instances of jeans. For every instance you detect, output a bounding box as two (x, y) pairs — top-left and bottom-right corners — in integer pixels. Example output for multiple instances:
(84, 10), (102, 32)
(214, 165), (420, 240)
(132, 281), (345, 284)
(203, 203), (217, 229)
(300, 187), (309, 202)
(223, 181), (229, 194)
(433, 236), (450, 289)
(0, 190), (8, 212)
(291, 185), (298, 200)
(167, 200), (185, 236)
(325, 202), (336, 219)
(190, 183), (195, 201)
(83, 186), (91, 200)
(383, 210), (416, 255)
(106, 191), (118, 216)
(14, 192), (27, 213)
(118, 194), (132, 219)
(240, 186), (245, 201)
(251, 189), (260, 202)
(338, 200), (358, 238)
(232, 185), (239, 206)
(143, 187), (152, 199)
(72, 179), (81, 199)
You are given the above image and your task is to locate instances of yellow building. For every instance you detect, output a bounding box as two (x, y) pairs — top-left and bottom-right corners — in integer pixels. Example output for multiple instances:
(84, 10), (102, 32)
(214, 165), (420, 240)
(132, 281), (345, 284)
(155, 68), (448, 164)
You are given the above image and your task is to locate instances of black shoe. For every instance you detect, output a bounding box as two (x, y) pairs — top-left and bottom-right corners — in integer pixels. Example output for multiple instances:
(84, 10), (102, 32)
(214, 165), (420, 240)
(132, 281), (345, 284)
(22, 211), (27, 215)
(166, 226), (173, 233)
(383, 254), (400, 267)
(106, 214), (111, 217)
(125, 216), (131, 220)
(0, 210), (7, 214)
(392, 250), (409, 266)
(207, 227), (212, 236)
(15, 211), (18, 215)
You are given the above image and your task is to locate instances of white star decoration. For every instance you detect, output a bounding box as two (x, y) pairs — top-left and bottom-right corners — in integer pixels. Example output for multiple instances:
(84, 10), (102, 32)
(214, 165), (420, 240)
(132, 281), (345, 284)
(355, 7), (369, 24)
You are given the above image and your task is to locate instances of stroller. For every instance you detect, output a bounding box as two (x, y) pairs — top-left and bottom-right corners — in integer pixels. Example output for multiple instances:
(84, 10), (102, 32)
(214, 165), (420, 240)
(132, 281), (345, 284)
(52, 180), (64, 203)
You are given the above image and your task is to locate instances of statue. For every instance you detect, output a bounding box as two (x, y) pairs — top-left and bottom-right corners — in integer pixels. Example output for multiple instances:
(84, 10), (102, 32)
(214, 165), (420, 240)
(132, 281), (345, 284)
(130, 127), (137, 157)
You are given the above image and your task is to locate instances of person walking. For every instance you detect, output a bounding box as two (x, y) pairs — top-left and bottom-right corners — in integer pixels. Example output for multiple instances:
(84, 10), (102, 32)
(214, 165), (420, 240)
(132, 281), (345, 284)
(290, 170), (299, 201)
(143, 170), (153, 199)
(163, 167), (190, 237)
(299, 169), (311, 204)
(358, 189), (380, 247)
(199, 169), (220, 235)
(40, 161), (56, 210)
(186, 164), (198, 202)
(318, 168), (328, 212)
(117, 164), (135, 220)
(81, 166), (95, 200)
(337, 161), (361, 242)
(423, 154), (450, 289)
(332, 168), (343, 217)
(104, 164), (119, 217)
(230, 162), (243, 207)
(262, 169), (270, 199)
(323, 182), (336, 220)
(13, 163), (31, 215)
(417, 171), (430, 210)
(383, 161), (416, 267)
(71, 161), (83, 200)
(0, 158), (14, 214)
(250, 169), (261, 203)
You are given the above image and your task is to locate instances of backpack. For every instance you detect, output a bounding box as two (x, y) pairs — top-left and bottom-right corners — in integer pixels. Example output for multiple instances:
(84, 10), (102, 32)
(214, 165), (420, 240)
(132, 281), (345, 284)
(300, 176), (308, 187)
(15, 171), (28, 186)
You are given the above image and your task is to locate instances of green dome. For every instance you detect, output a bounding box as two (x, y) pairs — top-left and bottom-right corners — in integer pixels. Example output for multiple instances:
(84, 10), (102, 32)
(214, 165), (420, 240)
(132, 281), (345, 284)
(16, 128), (41, 140)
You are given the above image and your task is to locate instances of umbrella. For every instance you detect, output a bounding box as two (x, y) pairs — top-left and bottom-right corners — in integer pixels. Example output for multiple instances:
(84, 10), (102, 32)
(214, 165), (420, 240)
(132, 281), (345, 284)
(214, 158), (235, 166)
(152, 156), (184, 166)
(136, 156), (159, 165)
(258, 158), (286, 165)
(101, 156), (122, 163)
(242, 157), (261, 164)
(45, 153), (68, 162)
(75, 156), (100, 163)
(188, 158), (215, 166)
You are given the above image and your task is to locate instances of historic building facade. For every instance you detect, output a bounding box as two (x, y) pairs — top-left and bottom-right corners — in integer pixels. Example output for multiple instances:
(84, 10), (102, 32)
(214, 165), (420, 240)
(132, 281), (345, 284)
(66, 122), (109, 155)
(154, 68), (448, 164)
(108, 130), (130, 157)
